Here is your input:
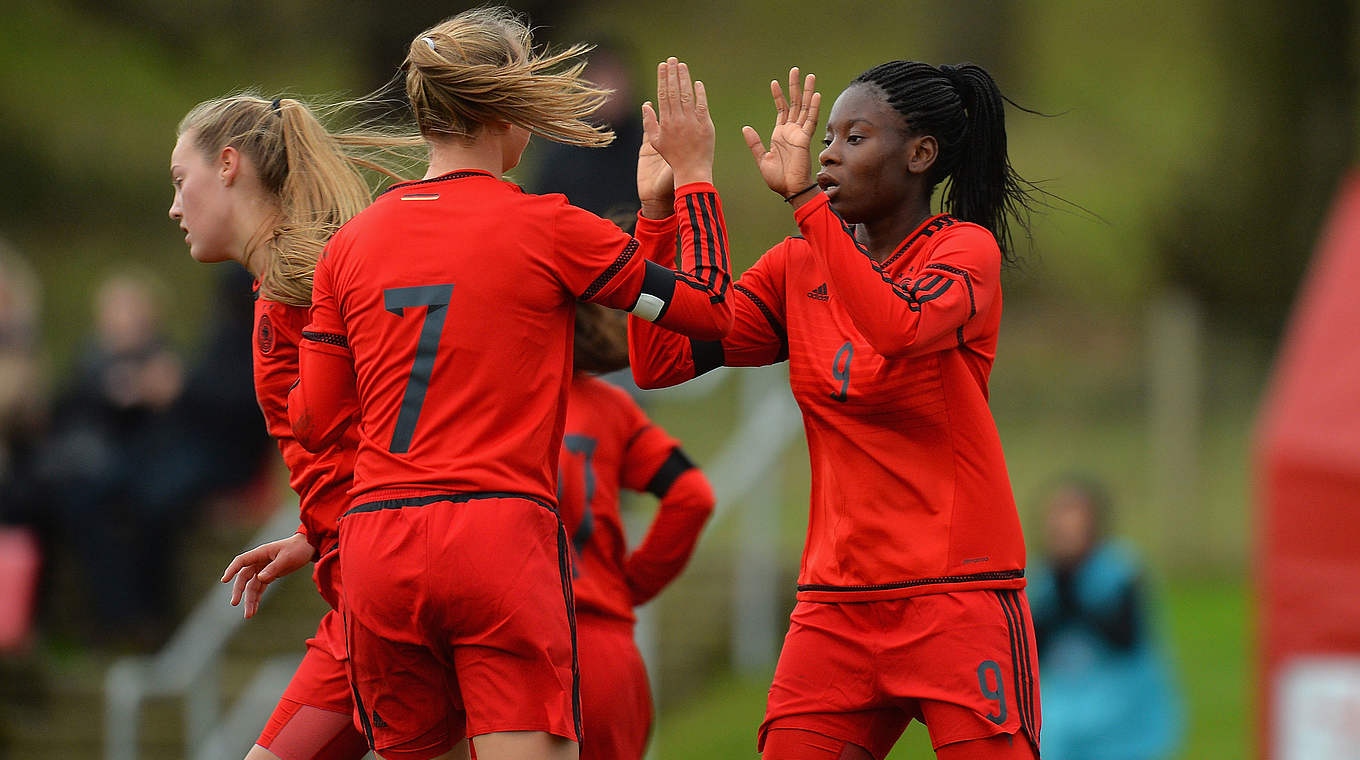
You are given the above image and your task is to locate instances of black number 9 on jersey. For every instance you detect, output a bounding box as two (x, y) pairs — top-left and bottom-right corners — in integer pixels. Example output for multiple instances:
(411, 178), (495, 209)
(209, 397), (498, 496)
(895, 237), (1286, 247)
(830, 341), (854, 402)
(384, 284), (455, 453)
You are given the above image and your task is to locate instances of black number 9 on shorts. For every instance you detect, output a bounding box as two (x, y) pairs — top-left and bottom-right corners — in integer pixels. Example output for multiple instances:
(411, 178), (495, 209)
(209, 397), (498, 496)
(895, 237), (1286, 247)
(976, 660), (1007, 725)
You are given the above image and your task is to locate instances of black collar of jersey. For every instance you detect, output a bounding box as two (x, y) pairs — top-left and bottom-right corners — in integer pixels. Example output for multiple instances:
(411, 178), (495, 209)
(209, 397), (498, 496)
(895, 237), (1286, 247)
(880, 213), (956, 269)
(382, 169), (496, 196)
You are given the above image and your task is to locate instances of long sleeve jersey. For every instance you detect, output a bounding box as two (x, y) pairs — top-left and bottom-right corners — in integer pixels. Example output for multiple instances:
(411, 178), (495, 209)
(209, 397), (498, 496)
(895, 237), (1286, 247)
(252, 290), (358, 556)
(290, 172), (731, 509)
(558, 374), (713, 623)
(630, 193), (1026, 602)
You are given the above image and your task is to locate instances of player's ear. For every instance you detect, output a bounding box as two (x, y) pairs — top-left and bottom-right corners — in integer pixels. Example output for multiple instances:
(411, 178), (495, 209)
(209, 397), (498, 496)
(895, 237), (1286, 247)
(219, 145), (242, 186)
(907, 134), (937, 176)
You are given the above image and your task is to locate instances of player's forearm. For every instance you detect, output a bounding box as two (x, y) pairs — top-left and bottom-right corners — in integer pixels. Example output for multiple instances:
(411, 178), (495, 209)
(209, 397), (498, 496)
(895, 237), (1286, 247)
(289, 344), (357, 453)
(627, 182), (733, 341)
(794, 195), (963, 358)
(627, 315), (702, 389)
(625, 470), (713, 606)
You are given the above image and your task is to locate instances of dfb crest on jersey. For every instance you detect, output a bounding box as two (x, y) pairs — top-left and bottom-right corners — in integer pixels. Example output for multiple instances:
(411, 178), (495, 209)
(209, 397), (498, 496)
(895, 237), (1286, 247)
(258, 313), (275, 355)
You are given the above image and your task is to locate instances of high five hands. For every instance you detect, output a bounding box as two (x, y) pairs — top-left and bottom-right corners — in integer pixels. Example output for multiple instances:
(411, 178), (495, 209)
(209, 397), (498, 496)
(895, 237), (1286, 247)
(743, 68), (821, 202)
(638, 57), (715, 218)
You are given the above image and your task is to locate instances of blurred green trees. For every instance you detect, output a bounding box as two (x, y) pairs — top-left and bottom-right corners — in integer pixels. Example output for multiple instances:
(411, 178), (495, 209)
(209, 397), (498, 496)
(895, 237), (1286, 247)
(2, 0), (1352, 363)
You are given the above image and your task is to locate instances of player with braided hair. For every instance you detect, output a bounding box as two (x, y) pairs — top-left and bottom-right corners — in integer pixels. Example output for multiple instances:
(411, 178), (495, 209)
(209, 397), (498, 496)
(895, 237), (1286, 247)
(630, 62), (1043, 760)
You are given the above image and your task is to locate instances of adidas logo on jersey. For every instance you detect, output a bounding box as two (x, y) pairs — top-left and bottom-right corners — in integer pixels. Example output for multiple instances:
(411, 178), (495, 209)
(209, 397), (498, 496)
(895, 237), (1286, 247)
(372, 709), (389, 728)
(807, 283), (829, 301)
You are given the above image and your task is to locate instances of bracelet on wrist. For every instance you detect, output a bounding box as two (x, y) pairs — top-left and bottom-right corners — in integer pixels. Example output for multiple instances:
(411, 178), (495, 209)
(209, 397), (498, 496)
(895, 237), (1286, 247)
(783, 183), (820, 203)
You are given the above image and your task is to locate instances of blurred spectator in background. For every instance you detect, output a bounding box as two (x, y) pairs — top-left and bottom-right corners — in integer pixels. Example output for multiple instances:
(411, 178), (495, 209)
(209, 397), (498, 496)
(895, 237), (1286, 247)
(0, 244), (47, 532)
(139, 266), (270, 520)
(1029, 477), (1182, 760)
(528, 40), (642, 219)
(531, 41), (652, 399)
(38, 267), (269, 646)
(38, 271), (186, 643)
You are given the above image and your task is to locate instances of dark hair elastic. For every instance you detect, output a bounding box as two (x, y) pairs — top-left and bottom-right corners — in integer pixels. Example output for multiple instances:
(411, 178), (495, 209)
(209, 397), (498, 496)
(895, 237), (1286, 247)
(270, 98), (283, 115)
(784, 182), (820, 203)
(938, 64), (968, 95)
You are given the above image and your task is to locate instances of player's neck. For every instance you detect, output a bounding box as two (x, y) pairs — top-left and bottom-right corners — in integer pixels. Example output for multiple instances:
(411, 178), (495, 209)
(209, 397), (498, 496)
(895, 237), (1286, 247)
(856, 202), (933, 263)
(234, 196), (280, 278)
(424, 134), (506, 180)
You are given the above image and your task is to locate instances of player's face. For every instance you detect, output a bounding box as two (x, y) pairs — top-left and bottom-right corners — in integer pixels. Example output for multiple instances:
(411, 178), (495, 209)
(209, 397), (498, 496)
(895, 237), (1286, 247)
(1044, 488), (1098, 566)
(817, 84), (920, 225)
(168, 132), (235, 264)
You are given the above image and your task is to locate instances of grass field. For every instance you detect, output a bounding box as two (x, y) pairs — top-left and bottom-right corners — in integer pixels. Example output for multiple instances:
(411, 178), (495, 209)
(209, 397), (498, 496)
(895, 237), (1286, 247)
(652, 576), (1250, 759)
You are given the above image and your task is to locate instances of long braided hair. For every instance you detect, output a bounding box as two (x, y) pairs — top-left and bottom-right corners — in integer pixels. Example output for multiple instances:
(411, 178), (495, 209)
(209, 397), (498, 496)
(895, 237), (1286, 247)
(852, 61), (1037, 263)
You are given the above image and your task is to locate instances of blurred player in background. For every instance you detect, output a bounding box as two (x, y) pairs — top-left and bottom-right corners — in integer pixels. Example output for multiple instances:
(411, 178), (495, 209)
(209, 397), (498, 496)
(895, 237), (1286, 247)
(287, 7), (732, 759)
(561, 303), (714, 760)
(1029, 477), (1181, 760)
(170, 92), (411, 760)
(631, 62), (1044, 759)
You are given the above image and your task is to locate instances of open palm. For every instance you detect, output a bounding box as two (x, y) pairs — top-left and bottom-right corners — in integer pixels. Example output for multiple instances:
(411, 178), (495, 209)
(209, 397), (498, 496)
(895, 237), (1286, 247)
(637, 131), (673, 210)
(743, 68), (821, 197)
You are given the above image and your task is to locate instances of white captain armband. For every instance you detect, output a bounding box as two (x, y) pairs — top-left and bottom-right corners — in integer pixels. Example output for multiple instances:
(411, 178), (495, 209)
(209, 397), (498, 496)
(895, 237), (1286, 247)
(629, 260), (677, 323)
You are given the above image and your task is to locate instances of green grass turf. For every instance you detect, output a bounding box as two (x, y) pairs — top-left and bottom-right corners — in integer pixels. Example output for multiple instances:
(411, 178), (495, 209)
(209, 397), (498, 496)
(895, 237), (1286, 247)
(651, 576), (1250, 759)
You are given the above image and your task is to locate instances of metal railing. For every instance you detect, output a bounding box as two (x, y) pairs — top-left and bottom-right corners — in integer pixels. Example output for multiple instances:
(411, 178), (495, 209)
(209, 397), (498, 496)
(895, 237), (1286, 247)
(104, 505), (303, 760)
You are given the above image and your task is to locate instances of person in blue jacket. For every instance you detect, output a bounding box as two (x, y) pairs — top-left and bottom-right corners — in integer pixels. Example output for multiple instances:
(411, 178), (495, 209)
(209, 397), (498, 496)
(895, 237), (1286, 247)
(1029, 477), (1183, 760)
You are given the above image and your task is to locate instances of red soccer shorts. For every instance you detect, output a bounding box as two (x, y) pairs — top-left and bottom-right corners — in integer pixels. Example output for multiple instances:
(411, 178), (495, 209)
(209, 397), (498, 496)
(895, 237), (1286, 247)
(258, 547), (369, 760)
(339, 493), (580, 760)
(577, 613), (652, 760)
(758, 589), (1040, 760)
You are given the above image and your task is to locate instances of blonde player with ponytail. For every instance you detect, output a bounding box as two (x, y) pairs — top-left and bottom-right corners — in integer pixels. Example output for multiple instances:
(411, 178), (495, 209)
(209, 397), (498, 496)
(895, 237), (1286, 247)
(170, 93), (411, 760)
(287, 7), (733, 760)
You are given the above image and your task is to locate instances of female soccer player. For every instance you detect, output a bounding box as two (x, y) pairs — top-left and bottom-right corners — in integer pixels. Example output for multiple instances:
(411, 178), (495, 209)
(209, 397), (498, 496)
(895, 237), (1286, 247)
(560, 303), (714, 760)
(287, 8), (732, 760)
(170, 93), (407, 760)
(630, 64), (1043, 760)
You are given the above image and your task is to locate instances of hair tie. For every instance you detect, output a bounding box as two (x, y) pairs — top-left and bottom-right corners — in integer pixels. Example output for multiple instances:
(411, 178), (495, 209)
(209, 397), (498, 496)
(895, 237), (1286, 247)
(270, 97), (283, 115)
(783, 182), (820, 203)
(939, 64), (968, 95)
(421, 36), (437, 52)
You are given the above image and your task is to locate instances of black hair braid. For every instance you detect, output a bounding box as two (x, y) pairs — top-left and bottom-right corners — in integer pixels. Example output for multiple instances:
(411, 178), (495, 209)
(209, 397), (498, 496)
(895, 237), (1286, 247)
(853, 61), (1037, 263)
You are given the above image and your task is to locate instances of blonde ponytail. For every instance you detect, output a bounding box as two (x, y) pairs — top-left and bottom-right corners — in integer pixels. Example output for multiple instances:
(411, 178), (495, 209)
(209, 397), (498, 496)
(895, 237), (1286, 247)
(178, 94), (418, 306)
(405, 6), (614, 147)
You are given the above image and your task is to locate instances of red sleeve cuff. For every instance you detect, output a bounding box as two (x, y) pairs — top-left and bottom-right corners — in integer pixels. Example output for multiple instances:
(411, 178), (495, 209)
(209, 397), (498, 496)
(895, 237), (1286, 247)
(792, 190), (831, 225)
(674, 180), (718, 198)
(634, 211), (679, 264)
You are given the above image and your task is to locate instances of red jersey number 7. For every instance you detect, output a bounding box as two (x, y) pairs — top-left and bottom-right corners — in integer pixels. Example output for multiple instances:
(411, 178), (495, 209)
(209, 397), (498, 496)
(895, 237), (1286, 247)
(384, 284), (455, 454)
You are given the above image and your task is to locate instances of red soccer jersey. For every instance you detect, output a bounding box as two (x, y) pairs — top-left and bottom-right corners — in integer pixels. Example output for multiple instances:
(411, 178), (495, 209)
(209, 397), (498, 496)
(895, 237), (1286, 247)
(252, 293), (358, 553)
(295, 171), (730, 508)
(630, 194), (1026, 602)
(557, 374), (713, 623)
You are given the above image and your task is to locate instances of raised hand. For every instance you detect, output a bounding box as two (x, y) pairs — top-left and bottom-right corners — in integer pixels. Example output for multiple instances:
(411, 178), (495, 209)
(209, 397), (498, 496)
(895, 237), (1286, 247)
(220, 532), (313, 619)
(637, 116), (674, 220)
(742, 68), (821, 198)
(643, 57), (714, 189)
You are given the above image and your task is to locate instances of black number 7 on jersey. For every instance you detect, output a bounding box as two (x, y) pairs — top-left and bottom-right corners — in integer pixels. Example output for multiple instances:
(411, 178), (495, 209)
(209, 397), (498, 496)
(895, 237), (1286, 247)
(384, 284), (455, 453)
